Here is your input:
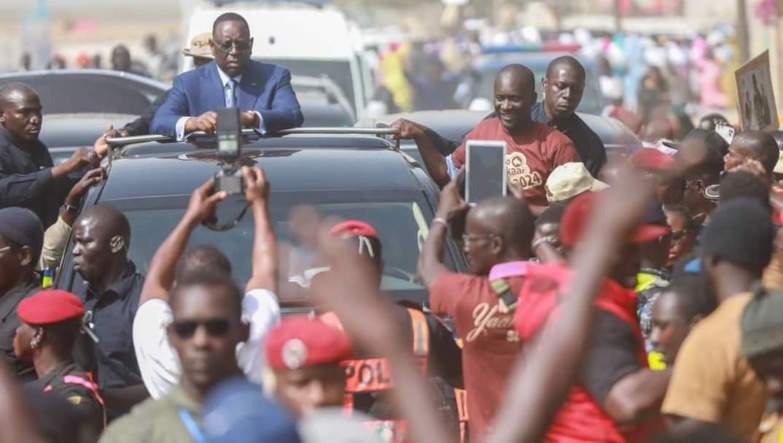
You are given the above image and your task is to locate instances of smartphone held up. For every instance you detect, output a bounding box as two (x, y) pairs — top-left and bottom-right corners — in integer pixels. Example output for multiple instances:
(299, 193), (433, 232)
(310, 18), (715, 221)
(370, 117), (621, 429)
(465, 140), (508, 206)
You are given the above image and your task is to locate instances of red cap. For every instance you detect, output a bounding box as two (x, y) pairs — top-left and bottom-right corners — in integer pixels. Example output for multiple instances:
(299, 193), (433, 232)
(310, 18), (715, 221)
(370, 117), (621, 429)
(330, 220), (378, 239)
(18, 290), (85, 326)
(560, 193), (670, 248)
(265, 316), (353, 371)
(631, 148), (675, 171)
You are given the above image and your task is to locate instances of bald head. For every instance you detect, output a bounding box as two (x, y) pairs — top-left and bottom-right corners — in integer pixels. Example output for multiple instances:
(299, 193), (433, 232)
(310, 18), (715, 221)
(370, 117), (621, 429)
(77, 205), (131, 246)
(727, 131), (779, 178)
(0, 83), (38, 109)
(496, 64), (536, 94)
(0, 83), (42, 143)
(471, 196), (535, 257)
(546, 55), (586, 80)
(494, 64), (537, 133)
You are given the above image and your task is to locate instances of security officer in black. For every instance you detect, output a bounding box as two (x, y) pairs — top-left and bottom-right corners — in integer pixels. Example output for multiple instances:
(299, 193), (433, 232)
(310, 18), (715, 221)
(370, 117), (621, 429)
(14, 289), (105, 438)
(0, 82), (100, 228)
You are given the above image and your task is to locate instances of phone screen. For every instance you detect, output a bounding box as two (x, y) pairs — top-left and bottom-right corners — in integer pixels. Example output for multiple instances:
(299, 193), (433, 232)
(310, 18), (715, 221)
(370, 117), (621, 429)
(715, 124), (735, 145)
(216, 108), (241, 158)
(466, 141), (507, 205)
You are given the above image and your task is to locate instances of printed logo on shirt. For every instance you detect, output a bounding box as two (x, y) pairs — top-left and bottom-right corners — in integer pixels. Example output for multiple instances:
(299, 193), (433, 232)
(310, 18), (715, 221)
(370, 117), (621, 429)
(466, 302), (516, 342)
(506, 152), (542, 190)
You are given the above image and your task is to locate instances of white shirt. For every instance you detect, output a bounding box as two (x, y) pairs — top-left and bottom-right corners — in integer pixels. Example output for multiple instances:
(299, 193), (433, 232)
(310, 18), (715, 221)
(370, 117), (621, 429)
(133, 288), (280, 399)
(174, 64), (265, 140)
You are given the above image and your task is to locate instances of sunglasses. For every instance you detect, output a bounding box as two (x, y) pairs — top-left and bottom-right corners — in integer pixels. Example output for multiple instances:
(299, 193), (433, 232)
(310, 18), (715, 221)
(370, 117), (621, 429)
(670, 230), (692, 241)
(214, 40), (252, 52)
(172, 319), (231, 339)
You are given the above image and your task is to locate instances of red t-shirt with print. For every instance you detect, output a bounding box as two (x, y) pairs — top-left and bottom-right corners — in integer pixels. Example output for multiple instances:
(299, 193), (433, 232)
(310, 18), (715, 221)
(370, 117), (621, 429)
(452, 118), (581, 206)
(430, 270), (526, 440)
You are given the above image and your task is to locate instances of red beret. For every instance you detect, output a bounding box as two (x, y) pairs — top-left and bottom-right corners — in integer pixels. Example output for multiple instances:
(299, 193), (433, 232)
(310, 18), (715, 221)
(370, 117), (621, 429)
(265, 316), (353, 371)
(18, 290), (85, 326)
(631, 148), (675, 172)
(560, 192), (670, 248)
(330, 220), (378, 239)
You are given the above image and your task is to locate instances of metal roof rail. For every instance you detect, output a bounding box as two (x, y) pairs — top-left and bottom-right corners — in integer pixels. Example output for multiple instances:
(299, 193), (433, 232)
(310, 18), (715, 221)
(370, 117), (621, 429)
(106, 127), (400, 148)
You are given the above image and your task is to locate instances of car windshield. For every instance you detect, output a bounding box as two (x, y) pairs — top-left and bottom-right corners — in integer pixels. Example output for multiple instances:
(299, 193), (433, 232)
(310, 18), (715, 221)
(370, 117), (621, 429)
(67, 190), (456, 305)
(476, 68), (603, 115)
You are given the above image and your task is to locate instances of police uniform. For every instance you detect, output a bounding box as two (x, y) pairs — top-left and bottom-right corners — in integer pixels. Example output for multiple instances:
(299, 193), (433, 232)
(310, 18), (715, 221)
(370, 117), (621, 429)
(18, 290), (106, 432)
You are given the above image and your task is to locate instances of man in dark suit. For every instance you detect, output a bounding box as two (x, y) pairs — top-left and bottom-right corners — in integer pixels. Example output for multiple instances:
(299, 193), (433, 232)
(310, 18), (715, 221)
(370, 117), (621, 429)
(151, 12), (304, 139)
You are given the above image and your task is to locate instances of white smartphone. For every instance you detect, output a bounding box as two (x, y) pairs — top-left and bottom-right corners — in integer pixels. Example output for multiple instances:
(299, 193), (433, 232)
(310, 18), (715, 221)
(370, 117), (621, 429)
(465, 140), (508, 206)
(715, 124), (735, 145)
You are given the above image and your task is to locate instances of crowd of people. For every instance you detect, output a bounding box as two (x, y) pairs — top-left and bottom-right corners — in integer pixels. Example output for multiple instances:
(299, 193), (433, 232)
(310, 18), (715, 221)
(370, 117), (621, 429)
(1, 8), (783, 443)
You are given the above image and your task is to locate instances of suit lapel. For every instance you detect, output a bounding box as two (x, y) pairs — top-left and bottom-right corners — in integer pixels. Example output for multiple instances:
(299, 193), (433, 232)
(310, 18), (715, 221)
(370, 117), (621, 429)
(238, 61), (267, 110)
(204, 63), (227, 110)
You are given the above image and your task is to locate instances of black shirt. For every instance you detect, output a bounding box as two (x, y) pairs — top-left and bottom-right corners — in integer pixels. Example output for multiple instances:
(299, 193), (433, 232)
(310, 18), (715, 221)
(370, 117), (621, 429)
(531, 102), (607, 178)
(0, 276), (38, 382)
(32, 361), (105, 433)
(0, 128), (79, 228)
(577, 310), (644, 406)
(122, 89), (171, 136)
(82, 261), (145, 390)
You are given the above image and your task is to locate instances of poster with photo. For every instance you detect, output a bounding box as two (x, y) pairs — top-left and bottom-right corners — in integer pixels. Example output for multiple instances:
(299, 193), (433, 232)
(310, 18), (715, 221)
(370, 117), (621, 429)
(735, 50), (779, 131)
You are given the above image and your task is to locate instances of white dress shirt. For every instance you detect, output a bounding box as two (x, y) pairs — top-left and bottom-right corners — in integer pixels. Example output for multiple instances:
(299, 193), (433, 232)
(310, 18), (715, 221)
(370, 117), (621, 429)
(133, 288), (281, 399)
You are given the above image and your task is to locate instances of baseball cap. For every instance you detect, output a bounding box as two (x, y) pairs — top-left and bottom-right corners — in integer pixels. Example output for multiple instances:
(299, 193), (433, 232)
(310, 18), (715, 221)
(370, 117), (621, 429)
(560, 192), (670, 248)
(203, 377), (301, 443)
(741, 287), (783, 358)
(700, 199), (774, 274)
(18, 290), (85, 326)
(265, 316), (353, 371)
(545, 162), (608, 203)
(0, 207), (44, 261)
(182, 33), (214, 60)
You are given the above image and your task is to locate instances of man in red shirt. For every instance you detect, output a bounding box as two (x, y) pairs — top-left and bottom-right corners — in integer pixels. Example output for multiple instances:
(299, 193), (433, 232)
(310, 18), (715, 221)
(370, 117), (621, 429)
(418, 174), (536, 440)
(514, 192), (671, 442)
(394, 64), (581, 208)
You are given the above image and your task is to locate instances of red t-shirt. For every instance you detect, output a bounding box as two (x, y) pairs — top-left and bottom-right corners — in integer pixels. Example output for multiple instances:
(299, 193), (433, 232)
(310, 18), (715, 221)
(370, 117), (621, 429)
(430, 270), (526, 440)
(452, 118), (581, 206)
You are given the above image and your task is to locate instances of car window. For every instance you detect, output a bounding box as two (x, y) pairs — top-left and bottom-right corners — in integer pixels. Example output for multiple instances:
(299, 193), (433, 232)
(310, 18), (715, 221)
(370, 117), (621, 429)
(258, 58), (356, 113)
(62, 190), (459, 304)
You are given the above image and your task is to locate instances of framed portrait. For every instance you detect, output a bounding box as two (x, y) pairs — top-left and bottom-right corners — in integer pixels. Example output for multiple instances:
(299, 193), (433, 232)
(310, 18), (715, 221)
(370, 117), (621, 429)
(735, 50), (779, 131)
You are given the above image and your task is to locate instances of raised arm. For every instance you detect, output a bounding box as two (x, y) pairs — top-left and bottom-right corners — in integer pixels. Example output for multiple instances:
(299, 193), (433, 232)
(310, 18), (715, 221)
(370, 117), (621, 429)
(242, 166), (278, 294)
(392, 119), (452, 187)
(139, 179), (227, 305)
(418, 172), (469, 289)
(488, 164), (658, 443)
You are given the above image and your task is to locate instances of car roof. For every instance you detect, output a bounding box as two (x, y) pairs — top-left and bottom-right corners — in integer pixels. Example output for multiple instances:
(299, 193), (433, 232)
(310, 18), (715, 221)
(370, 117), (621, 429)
(357, 110), (641, 149)
(0, 70), (168, 115)
(40, 113), (137, 148)
(100, 136), (425, 201)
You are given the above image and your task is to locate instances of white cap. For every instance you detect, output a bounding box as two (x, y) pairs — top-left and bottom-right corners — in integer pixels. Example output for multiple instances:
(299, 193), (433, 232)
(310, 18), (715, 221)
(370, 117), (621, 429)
(546, 162), (609, 203)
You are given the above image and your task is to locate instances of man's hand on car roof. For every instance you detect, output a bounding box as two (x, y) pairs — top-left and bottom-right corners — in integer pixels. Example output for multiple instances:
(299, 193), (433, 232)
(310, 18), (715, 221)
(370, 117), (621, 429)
(94, 125), (120, 159)
(185, 111), (219, 135)
(391, 118), (426, 141)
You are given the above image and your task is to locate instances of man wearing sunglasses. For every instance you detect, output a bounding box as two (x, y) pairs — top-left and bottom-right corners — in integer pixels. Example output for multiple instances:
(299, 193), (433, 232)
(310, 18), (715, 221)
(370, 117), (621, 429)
(151, 12), (304, 140)
(100, 271), (249, 443)
(0, 207), (44, 382)
(132, 167), (279, 399)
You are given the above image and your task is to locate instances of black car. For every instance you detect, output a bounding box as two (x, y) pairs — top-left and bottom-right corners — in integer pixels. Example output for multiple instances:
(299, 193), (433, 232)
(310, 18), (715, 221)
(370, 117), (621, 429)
(357, 109), (643, 164)
(55, 131), (467, 311)
(0, 70), (168, 116)
(39, 113), (138, 165)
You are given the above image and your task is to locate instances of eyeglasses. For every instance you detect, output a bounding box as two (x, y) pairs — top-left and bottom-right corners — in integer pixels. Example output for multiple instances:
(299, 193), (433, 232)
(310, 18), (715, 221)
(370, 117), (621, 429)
(461, 234), (498, 245)
(172, 319), (231, 339)
(214, 40), (252, 52)
(671, 230), (692, 241)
